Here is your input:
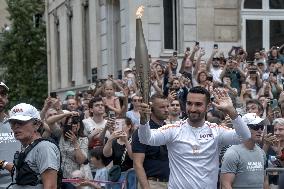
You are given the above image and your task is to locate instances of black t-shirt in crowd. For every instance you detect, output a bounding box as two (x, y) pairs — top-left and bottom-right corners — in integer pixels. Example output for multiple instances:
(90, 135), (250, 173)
(132, 119), (170, 180)
(111, 139), (133, 172)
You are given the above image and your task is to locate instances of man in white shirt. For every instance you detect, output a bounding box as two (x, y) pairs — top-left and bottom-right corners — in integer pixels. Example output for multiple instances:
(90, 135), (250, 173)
(138, 86), (251, 189)
(82, 97), (112, 148)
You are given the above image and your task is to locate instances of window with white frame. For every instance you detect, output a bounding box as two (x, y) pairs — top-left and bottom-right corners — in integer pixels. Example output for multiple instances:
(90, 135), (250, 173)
(241, 0), (284, 60)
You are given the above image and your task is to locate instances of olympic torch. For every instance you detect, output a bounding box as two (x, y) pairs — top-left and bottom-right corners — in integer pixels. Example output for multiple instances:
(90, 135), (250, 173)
(135, 6), (150, 124)
(135, 6), (150, 109)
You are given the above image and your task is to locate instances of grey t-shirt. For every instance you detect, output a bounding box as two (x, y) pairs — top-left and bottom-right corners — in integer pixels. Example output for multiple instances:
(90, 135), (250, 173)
(0, 119), (21, 189)
(13, 140), (61, 189)
(221, 144), (266, 189)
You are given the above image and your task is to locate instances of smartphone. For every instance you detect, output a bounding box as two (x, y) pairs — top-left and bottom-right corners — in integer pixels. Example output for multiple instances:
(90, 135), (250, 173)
(267, 124), (274, 135)
(207, 75), (213, 82)
(108, 111), (115, 118)
(50, 92), (57, 98)
(214, 44), (218, 49)
(63, 124), (72, 134)
(114, 91), (125, 97)
(269, 99), (278, 110)
(114, 118), (125, 131)
(173, 51), (178, 57)
(195, 41), (199, 46)
(127, 78), (133, 87)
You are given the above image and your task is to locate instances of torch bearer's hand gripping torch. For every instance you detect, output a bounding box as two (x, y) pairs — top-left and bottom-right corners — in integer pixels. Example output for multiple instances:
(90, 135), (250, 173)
(139, 102), (151, 125)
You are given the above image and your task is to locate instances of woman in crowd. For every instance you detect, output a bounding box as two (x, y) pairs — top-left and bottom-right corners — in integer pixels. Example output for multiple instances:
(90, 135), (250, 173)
(103, 117), (135, 188)
(58, 116), (92, 188)
(126, 95), (141, 128)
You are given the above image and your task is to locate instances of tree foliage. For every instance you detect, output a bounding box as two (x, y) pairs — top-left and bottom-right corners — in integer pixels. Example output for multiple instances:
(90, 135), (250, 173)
(0, 0), (47, 109)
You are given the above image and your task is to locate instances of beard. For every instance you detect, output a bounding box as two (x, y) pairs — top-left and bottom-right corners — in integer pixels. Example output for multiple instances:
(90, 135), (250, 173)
(188, 112), (206, 123)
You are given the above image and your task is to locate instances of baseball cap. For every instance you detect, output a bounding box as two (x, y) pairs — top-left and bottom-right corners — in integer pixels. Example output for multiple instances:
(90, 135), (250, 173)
(242, 113), (264, 125)
(0, 82), (9, 91)
(6, 103), (40, 123)
(123, 68), (132, 73)
(66, 90), (75, 97)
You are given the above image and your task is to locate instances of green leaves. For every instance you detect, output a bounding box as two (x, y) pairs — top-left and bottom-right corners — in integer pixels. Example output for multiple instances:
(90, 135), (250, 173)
(0, 0), (47, 109)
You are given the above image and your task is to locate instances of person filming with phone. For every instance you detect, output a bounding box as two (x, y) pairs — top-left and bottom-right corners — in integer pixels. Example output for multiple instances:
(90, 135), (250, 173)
(263, 118), (284, 187)
(103, 117), (136, 189)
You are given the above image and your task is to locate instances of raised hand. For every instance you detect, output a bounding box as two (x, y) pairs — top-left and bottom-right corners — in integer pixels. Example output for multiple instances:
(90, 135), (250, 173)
(212, 88), (238, 119)
(65, 130), (78, 144)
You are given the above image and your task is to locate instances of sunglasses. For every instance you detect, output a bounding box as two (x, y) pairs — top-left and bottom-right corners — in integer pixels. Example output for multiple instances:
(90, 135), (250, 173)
(10, 119), (31, 126)
(0, 90), (7, 97)
(132, 99), (141, 102)
(247, 124), (264, 131)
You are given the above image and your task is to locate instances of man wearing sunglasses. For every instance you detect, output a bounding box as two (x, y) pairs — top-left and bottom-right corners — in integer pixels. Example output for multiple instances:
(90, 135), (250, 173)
(0, 82), (21, 189)
(4, 103), (61, 189)
(221, 113), (268, 189)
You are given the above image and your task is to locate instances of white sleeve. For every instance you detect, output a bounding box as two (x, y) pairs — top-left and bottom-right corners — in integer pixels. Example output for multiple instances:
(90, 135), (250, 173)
(219, 115), (251, 146)
(138, 122), (177, 146)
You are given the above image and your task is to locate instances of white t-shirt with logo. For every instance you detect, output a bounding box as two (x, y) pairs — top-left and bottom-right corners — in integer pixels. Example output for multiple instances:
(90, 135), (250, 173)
(138, 116), (251, 189)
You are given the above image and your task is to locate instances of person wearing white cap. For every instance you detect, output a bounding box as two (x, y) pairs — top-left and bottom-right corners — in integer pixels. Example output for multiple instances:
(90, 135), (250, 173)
(0, 82), (21, 189)
(221, 113), (269, 189)
(5, 103), (61, 189)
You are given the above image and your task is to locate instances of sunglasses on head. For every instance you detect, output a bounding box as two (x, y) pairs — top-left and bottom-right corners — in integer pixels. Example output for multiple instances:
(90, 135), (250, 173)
(247, 124), (264, 131)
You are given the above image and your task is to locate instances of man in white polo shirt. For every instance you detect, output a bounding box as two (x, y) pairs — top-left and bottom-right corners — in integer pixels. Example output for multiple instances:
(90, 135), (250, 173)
(138, 86), (251, 189)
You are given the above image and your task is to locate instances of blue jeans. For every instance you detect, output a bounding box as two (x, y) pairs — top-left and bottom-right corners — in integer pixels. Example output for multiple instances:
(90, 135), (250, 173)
(107, 170), (137, 189)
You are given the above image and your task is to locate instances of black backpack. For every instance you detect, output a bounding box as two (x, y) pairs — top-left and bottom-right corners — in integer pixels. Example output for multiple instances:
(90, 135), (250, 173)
(8, 138), (62, 189)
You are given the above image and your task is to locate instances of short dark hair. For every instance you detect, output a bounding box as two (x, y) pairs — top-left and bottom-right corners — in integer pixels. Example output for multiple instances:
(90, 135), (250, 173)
(149, 93), (166, 103)
(246, 99), (264, 114)
(89, 146), (109, 166)
(88, 96), (103, 109)
(188, 86), (211, 104)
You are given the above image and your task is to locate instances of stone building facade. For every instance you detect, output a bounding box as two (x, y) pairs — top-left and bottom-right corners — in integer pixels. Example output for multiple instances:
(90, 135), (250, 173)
(45, 0), (284, 95)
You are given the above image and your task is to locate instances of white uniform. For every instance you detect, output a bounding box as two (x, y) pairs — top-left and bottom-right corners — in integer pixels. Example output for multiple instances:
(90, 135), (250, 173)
(138, 116), (251, 189)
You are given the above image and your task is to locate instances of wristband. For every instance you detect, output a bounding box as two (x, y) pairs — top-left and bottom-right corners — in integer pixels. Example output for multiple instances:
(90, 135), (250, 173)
(3, 161), (8, 169)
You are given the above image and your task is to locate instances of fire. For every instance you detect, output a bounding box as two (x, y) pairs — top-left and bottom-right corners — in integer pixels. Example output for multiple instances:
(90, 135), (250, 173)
(136, 6), (144, 19)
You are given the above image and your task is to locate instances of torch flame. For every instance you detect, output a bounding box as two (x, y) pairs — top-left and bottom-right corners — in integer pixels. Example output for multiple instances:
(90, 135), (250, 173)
(136, 6), (144, 19)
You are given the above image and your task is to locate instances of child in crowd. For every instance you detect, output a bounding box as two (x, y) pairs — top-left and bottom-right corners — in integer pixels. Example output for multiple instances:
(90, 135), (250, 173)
(79, 147), (110, 189)
(102, 80), (122, 116)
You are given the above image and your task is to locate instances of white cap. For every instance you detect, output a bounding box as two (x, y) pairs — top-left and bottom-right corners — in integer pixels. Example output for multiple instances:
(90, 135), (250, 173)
(6, 103), (40, 123)
(123, 68), (132, 72)
(0, 82), (9, 91)
(242, 113), (264, 125)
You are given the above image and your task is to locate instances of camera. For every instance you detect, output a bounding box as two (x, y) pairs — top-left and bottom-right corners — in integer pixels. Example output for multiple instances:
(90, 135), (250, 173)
(108, 111), (115, 118)
(213, 44), (218, 49)
(267, 124), (274, 135)
(207, 75), (213, 82)
(71, 116), (81, 124)
(195, 41), (199, 46)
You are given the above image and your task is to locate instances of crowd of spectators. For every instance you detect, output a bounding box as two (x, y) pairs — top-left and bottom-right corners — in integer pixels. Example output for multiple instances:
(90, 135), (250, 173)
(1, 43), (284, 188)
